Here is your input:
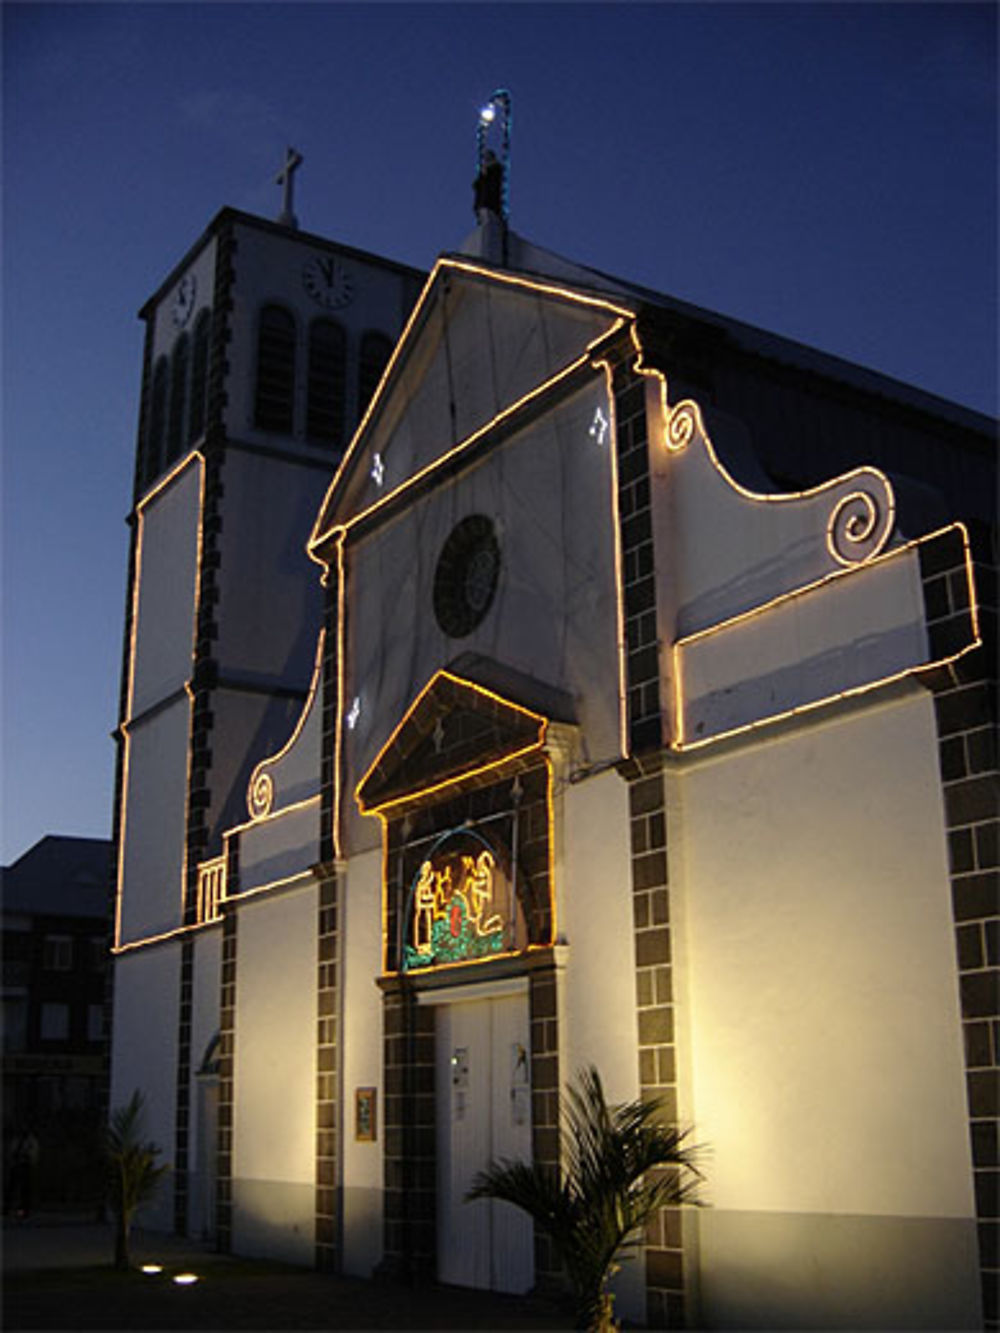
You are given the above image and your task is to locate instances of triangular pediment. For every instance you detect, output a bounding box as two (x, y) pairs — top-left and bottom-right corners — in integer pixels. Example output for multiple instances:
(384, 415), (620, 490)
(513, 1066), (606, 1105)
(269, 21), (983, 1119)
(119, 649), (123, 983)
(356, 670), (547, 816)
(309, 258), (633, 550)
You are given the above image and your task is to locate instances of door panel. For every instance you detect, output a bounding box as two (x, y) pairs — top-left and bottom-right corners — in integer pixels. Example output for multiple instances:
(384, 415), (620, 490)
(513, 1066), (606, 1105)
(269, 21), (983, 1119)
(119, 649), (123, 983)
(435, 993), (534, 1293)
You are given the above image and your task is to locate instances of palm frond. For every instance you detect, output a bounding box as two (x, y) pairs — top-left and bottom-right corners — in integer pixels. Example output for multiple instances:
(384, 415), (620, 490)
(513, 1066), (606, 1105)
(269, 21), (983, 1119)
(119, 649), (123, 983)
(465, 1065), (703, 1330)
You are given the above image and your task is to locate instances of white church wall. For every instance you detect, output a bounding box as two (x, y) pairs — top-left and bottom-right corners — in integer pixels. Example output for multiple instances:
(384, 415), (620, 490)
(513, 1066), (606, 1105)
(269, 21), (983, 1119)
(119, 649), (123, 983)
(208, 689), (319, 852)
(118, 701), (190, 942)
(676, 547), (929, 747)
(328, 267), (619, 527)
(232, 883), (318, 1265)
(130, 459), (201, 718)
(560, 767), (645, 1324)
(215, 450), (329, 687)
(236, 803), (321, 895)
(341, 848), (385, 1277)
(109, 945), (181, 1232)
(343, 374), (622, 855)
(187, 928), (222, 1233)
(672, 688), (980, 1330)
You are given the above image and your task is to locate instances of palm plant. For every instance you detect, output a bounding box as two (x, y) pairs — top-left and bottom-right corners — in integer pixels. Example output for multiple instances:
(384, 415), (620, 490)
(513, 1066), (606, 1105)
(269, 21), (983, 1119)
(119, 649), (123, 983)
(106, 1090), (170, 1270)
(467, 1065), (702, 1331)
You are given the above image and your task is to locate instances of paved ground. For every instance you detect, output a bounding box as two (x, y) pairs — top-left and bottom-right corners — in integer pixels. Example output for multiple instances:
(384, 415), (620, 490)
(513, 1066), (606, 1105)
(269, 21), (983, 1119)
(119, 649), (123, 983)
(2, 1214), (574, 1331)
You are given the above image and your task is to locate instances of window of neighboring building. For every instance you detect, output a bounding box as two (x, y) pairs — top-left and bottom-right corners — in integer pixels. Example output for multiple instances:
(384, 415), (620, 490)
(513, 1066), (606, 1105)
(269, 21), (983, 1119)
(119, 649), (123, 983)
(166, 332), (190, 464)
(40, 1002), (70, 1042)
(88, 936), (107, 971)
(145, 356), (169, 485)
(306, 318), (346, 448)
(358, 331), (393, 416)
(254, 304), (296, 433)
(43, 935), (73, 971)
(87, 1004), (104, 1043)
(3, 998), (27, 1052)
(188, 309), (211, 444)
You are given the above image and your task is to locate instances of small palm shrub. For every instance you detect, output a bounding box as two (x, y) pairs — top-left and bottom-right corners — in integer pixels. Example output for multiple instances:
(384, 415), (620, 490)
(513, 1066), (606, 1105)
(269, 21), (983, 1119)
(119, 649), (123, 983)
(467, 1065), (702, 1331)
(106, 1090), (170, 1270)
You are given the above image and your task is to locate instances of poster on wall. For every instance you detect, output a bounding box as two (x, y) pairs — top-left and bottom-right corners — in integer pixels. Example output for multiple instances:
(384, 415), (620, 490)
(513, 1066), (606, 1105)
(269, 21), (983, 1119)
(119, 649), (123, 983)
(355, 1087), (377, 1142)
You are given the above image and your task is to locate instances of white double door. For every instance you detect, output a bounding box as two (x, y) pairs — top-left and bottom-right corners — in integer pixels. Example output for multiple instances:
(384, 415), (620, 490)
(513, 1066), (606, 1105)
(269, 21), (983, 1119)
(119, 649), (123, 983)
(434, 990), (534, 1293)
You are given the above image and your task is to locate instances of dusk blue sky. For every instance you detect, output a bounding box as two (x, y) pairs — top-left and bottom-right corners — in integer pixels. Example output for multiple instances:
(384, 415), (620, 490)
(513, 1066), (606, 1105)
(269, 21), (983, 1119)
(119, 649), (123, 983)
(2, 2), (996, 865)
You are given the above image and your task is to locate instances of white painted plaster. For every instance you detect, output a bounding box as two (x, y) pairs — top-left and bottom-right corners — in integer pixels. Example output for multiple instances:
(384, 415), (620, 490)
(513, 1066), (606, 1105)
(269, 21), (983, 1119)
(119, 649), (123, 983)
(343, 377), (621, 856)
(323, 271), (617, 532)
(676, 690), (975, 1222)
(236, 801), (321, 895)
(341, 848), (386, 1277)
(188, 930), (222, 1162)
(109, 946), (181, 1232)
(131, 461), (201, 718)
(678, 547), (928, 744)
(560, 767), (645, 1324)
(215, 450), (328, 686)
(118, 700), (190, 942)
(232, 883), (317, 1262)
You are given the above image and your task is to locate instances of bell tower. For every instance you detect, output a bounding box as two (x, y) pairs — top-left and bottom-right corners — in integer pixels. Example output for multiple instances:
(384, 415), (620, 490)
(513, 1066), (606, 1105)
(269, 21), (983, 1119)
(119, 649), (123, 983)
(111, 172), (424, 948)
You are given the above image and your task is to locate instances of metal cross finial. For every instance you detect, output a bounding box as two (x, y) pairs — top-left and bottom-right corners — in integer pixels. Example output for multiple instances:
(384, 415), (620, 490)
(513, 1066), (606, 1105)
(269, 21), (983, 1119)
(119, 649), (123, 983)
(275, 146), (303, 229)
(475, 90), (512, 223)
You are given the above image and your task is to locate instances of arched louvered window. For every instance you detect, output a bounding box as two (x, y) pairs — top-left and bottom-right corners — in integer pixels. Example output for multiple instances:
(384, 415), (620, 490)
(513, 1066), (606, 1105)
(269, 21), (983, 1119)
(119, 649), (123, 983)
(358, 331), (393, 417)
(188, 309), (211, 445)
(306, 318), (347, 448)
(166, 334), (189, 465)
(254, 304), (296, 433)
(145, 357), (169, 486)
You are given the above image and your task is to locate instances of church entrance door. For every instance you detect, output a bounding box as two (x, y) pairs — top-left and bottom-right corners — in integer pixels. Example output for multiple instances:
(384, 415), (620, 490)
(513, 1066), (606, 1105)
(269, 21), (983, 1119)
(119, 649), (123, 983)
(434, 991), (533, 1293)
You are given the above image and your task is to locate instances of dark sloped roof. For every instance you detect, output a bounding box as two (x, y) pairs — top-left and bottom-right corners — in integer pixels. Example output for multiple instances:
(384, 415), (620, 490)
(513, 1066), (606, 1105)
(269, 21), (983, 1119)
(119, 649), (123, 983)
(1, 836), (112, 919)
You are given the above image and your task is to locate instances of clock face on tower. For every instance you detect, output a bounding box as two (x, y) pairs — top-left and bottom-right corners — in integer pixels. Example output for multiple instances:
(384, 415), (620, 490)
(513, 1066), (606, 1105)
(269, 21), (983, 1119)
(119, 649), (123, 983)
(302, 255), (355, 310)
(171, 273), (197, 328)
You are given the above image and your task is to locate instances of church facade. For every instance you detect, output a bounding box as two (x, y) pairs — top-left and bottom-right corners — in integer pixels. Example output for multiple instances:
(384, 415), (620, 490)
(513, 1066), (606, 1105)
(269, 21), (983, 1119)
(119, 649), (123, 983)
(109, 201), (996, 1329)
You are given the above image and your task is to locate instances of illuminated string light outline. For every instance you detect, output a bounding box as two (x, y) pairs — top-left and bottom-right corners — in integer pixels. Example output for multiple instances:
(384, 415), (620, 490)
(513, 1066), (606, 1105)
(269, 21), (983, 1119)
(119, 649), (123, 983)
(591, 355), (632, 759)
(307, 258), (636, 558)
(670, 521), (981, 752)
(246, 631), (326, 820)
(224, 794), (322, 842)
(333, 531), (347, 860)
(353, 670), (554, 978)
(329, 340), (620, 541)
(196, 855), (226, 924)
(355, 669), (549, 817)
(115, 450), (206, 949)
(303, 264), (629, 854)
(628, 325), (897, 568)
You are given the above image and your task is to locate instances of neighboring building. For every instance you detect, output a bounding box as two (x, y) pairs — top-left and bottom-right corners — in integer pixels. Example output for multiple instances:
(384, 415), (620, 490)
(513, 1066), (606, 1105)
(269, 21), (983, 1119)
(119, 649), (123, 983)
(109, 174), (997, 1329)
(2, 835), (112, 1205)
